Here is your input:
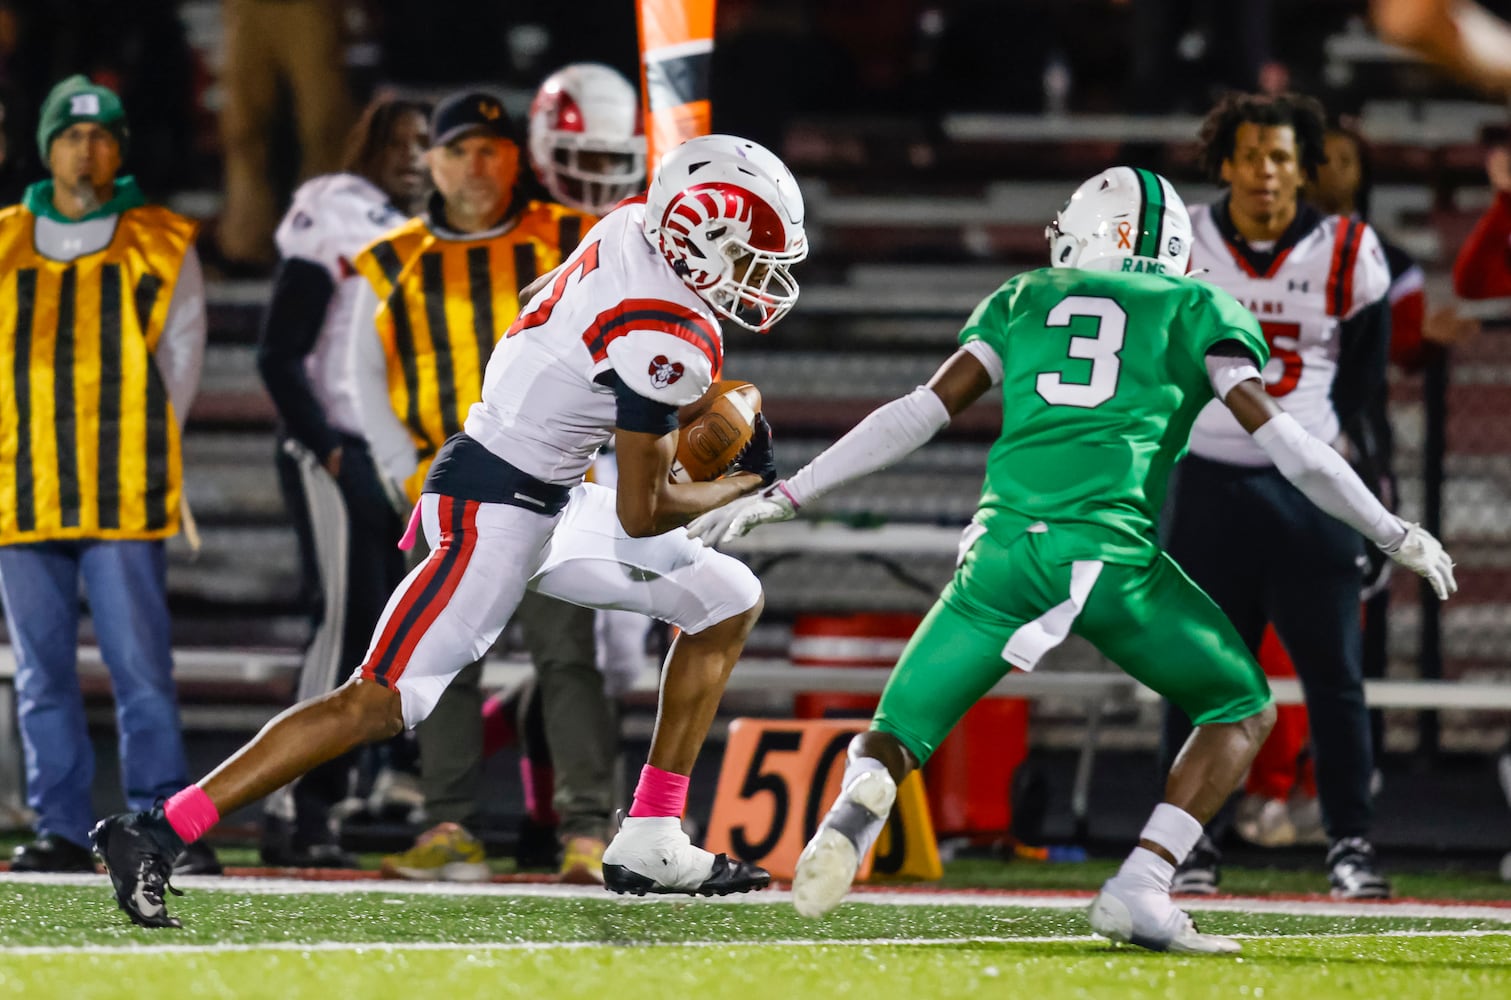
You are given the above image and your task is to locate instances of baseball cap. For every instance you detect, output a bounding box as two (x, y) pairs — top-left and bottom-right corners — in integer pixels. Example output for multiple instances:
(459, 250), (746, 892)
(430, 91), (518, 148)
(37, 75), (129, 160)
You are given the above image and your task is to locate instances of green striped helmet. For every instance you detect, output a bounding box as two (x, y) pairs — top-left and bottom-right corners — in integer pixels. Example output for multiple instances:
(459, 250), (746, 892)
(1046, 166), (1192, 275)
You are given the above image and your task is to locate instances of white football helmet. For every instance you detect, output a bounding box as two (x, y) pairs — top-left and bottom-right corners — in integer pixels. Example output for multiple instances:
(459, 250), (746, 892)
(528, 63), (645, 215)
(1046, 167), (1192, 275)
(644, 134), (807, 333)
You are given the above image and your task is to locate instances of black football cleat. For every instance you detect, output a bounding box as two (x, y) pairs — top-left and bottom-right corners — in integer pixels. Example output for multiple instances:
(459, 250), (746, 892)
(1328, 837), (1391, 900)
(604, 852), (772, 897)
(10, 835), (97, 873)
(1170, 834), (1222, 896)
(91, 809), (187, 929)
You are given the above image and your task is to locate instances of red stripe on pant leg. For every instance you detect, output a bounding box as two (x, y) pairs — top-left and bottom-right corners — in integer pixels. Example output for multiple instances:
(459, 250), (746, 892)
(382, 499), (482, 682)
(360, 498), (453, 685)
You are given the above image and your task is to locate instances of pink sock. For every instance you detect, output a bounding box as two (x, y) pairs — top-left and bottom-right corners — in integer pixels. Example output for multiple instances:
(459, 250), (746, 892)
(520, 760), (559, 826)
(163, 785), (220, 844)
(397, 502), (422, 551)
(481, 694), (519, 757)
(627, 764), (689, 818)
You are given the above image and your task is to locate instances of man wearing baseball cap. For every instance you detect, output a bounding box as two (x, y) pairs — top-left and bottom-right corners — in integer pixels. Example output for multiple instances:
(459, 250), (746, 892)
(344, 91), (603, 881)
(0, 76), (215, 875)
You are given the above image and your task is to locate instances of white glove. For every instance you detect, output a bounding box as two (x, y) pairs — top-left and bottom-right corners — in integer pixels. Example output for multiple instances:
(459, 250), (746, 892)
(1381, 520), (1457, 600)
(686, 483), (799, 547)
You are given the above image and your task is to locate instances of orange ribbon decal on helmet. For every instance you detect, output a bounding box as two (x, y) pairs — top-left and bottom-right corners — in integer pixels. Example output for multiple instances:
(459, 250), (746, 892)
(637, 0), (716, 180)
(1116, 221), (1133, 249)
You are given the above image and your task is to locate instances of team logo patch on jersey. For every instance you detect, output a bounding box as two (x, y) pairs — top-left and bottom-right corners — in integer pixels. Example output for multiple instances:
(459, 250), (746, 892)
(648, 354), (685, 389)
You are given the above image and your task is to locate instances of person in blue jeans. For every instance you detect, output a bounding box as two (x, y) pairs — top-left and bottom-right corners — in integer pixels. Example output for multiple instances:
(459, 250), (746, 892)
(0, 77), (215, 874)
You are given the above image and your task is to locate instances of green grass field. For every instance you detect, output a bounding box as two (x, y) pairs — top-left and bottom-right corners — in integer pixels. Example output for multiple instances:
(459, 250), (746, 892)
(2, 868), (1508, 999)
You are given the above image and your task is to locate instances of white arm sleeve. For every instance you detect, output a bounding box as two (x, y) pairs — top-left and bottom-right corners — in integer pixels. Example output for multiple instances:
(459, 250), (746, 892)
(783, 386), (952, 507)
(348, 282), (418, 483)
(154, 247), (207, 426)
(1252, 411), (1407, 549)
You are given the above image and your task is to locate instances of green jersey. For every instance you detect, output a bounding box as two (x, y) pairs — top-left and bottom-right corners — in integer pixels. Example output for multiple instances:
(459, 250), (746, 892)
(959, 266), (1268, 565)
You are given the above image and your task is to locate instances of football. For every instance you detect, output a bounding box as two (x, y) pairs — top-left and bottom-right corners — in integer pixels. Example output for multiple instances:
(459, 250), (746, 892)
(671, 380), (763, 482)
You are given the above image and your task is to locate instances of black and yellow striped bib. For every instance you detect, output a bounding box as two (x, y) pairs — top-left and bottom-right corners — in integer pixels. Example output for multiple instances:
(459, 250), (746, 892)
(352, 201), (590, 500)
(0, 203), (196, 543)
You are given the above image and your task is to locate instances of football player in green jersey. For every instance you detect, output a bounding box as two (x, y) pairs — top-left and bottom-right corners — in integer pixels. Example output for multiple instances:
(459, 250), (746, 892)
(689, 166), (1456, 954)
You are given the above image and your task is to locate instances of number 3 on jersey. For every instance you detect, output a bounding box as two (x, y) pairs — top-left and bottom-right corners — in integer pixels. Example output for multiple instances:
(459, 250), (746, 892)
(1036, 295), (1125, 408)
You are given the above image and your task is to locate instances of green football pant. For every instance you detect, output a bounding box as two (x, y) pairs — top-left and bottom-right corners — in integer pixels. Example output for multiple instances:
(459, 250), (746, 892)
(873, 527), (1271, 765)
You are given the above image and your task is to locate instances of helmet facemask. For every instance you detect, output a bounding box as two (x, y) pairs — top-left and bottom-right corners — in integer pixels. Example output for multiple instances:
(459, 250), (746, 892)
(695, 233), (806, 332)
(543, 134), (645, 215)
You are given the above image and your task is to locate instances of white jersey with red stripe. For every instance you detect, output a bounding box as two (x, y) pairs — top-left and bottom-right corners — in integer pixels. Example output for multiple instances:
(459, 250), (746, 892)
(1186, 202), (1391, 467)
(463, 199), (724, 485)
(275, 173), (409, 435)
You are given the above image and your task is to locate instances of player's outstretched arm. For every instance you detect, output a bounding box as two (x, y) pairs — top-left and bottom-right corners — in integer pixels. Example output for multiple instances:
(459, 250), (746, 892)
(1223, 377), (1458, 599)
(687, 349), (993, 546)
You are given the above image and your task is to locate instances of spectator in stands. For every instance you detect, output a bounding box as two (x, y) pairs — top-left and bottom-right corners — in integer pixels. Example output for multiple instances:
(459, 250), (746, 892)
(339, 92), (603, 884)
(254, 96), (431, 868)
(1234, 115), (1480, 848)
(1453, 136), (1511, 299)
(214, 0), (352, 272)
(1162, 93), (1394, 899)
(0, 77), (215, 874)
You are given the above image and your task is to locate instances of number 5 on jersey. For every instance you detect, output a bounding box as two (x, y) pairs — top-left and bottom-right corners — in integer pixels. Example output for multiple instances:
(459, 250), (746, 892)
(506, 242), (601, 337)
(1036, 295), (1126, 409)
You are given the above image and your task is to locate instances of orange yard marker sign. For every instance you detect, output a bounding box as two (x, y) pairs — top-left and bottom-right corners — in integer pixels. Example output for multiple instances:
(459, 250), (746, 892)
(704, 718), (941, 882)
(636, 0), (715, 174)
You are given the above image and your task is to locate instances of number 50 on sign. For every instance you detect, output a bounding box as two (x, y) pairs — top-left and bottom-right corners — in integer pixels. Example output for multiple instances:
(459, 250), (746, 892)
(704, 718), (941, 882)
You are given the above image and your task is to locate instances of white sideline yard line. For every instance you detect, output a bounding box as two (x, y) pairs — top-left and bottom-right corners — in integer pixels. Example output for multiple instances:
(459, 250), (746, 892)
(5, 929), (1511, 958)
(3, 871), (1511, 922)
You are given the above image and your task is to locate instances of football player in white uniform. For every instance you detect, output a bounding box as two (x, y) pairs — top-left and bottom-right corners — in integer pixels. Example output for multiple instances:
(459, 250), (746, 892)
(1161, 93), (1396, 899)
(93, 134), (806, 925)
(528, 62), (645, 216)
(255, 97), (430, 867)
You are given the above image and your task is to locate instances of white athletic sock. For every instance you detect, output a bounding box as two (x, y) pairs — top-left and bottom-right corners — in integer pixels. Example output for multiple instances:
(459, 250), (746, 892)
(841, 755), (887, 794)
(823, 756), (890, 854)
(1116, 846), (1177, 895)
(1139, 802), (1205, 865)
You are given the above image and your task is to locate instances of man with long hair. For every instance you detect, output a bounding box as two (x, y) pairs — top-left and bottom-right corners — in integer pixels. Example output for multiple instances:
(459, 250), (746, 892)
(255, 96), (431, 867)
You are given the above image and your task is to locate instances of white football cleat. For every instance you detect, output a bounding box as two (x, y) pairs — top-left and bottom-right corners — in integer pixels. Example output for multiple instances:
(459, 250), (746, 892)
(1089, 878), (1241, 955)
(602, 816), (770, 896)
(792, 767), (897, 918)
